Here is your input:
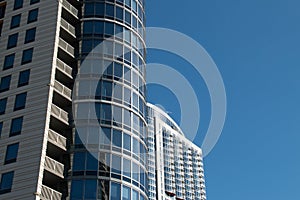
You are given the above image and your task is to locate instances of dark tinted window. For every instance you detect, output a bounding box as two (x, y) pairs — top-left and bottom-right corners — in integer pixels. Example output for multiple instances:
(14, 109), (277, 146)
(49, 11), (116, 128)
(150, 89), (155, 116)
(7, 33), (18, 49)
(28, 8), (38, 23)
(0, 122), (3, 137)
(0, 75), (11, 93)
(0, 98), (7, 115)
(21, 48), (33, 64)
(24, 28), (36, 43)
(3, 54), (15, 70)
(4, 143), (19, 164)
(14, 92), (27, 111)
(18, 69), (30, 87)
(0, 171), (14, 194)
(10, 117), (23, 136)
(10, 14), (21, 29)
(13, 0), (23, 10)
(30, 0), (40, 5)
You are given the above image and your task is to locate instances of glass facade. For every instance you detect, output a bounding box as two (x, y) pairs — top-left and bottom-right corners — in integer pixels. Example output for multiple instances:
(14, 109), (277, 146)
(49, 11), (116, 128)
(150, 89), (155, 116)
(71, 0), (147, 199)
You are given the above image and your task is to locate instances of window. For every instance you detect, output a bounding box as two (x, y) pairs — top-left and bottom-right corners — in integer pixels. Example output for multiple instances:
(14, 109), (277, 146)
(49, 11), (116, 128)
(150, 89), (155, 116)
(0, 171), (14, 194)
(13, 0), (23, 10)
(112, 129), (122, 148)
(85, 180), (97, 199)
(0, 75), (11, 93)
(0, 122), (3, 137)
(0, 98), (7, 115)
(4, 143), (19, 164)
(7, 33), (18, 49)
(71, 180), (83, 199)
(0, 3), (6, 19)
(10, 14), (21, 29)
(122, 185), (131, 200)
(123, 133), (131, 151)
(111, 182), (121, 199)
(14, 92), (27, 111)
(3, 54), (15, 70)
(24, 28), (36, 43)
(30, 0), (39, 5)
(27, 8), (38, 23)
(18, 69), (30, 87)
(21, 48), (33, 64)
(10, 117), (23, 136)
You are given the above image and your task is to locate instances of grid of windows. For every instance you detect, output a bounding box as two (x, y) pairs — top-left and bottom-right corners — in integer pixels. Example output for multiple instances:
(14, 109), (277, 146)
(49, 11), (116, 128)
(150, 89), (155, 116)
(27, 8), (38, 23)
(21, 48), (33, 64)
(10, 14), (21, 29)
(9, 117), (23, 137)
(3, 54), (15, 70)
(0, 98), (7, 115)
(0, 171), (14, 194)
(14, 92), (27, 111)
(4, 143), (19, 164)
(24, 28), (36, 43)
(18, 69), (30, 87)
(13, 0), (23, 10)
(7, 33), (18, 49)
(0, 75), (11, 93)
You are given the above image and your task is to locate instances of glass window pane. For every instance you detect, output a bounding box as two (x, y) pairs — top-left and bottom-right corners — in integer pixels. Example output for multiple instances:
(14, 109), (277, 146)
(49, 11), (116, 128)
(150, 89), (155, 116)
(7, 33), (18, 49)
(10, 117), (23, 136)
(111, 154), (121, 174)
(113, 83), (122, 100)
(101, 103), (112, 121)
(3, 54), (15, 70)
(105, 3), (114, 18)
(21, 48), (34, 64)
(95, 3), (104, 17)
(94, 21), (104, 35)
(14, 92), (27, 111)
(85, 180), (97, 199)
(73, 152), (85, 171)
(100, 127), (111, 145)
(111, 182), (121, 199)
(28, 9), (38, 23)
(0, 98), (7, 115)
(122, 158), (131, 178)
(5, 143), (19, 164)
(14, 0), (23, 10)
(86, 152), (98, 171)
(132, 189), (139, 200)
(122, 185), (131, 200)
(123, 109), (131, 127)
(25, 28), (36, 43)
(0, 75), (11, 93)
(112, 129), (122, 148)
(83, 21), (93, 34)
(123, 133), (131, 151)
(0, 171), (14, 193)
(0, 122), (3, 137)
(18, 70), (30, 87)
(71, 180), (83, 199)
(10, 14), (21, 29)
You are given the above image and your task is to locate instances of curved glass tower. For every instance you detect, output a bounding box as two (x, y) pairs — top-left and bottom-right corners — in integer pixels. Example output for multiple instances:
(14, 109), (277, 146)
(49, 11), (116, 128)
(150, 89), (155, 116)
(71, 0), (147, 199)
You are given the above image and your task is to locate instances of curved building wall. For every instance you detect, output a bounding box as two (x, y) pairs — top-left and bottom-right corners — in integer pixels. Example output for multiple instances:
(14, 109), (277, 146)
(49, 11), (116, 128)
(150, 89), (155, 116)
(147, 104), (206, 200)
(71, 0), (148, 199)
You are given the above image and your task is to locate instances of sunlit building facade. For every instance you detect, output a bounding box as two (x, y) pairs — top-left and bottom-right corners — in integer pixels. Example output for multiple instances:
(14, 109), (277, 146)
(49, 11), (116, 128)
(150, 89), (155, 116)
(147, 104), (207, 200)
(0, 0), (206, 200)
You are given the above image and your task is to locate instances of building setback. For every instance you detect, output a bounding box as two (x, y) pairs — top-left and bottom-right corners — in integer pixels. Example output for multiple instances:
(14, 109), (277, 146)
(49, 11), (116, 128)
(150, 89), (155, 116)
(0, 0), (206, 200)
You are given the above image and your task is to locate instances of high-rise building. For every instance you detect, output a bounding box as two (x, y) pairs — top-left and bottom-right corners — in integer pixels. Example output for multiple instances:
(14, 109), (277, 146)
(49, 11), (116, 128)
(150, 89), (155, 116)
(0, 0), (205, 200)
(147, 104), (206, 200)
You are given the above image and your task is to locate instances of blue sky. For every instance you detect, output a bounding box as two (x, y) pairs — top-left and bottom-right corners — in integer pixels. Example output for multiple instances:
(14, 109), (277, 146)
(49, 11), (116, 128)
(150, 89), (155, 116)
(146, 0), (300, 199)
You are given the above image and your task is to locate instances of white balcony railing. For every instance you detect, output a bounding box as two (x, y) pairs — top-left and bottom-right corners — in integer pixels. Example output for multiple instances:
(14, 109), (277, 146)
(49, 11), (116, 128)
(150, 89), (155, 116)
(58, 38), (75, 57)
(51, 104), (69, 125)
(56, 58), (73, 78)
(62, 0), (78, 18)
(44, 156), (64, 178)
(48, 129), (67, 150)
(53, 80), (72, 100)
(61, 18), (76, 37)
(40, 185), (62, 200)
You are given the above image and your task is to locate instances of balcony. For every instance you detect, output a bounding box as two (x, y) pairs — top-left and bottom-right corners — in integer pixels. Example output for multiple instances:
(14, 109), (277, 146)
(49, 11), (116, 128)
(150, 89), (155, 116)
(40, 185), (62, 200)
(48, 129), (67, 151)
(44, 156), (64, 178)
(51, 104), (69, 125)
(53, 80), (72, 101)
(58, 38), (75, 57)
(62, 0), (78, 19)
(60, 18), (76, 38)
(56, 58), (73, 79)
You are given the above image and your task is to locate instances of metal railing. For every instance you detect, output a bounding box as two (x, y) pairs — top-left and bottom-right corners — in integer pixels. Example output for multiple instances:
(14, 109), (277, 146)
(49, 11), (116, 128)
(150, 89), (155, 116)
(53, 80), (72, 100)
(56, 58), (73, 78)
(58, 38), (75, 57)
(44, 156), (64, 178)
(48, 129), (67, 150)
(60, 18), (76, 36)
(41, 185), (62, 200)
(51, 104), (69, 124)
(62, 0), (78, 18)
